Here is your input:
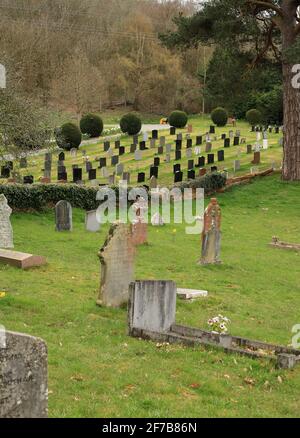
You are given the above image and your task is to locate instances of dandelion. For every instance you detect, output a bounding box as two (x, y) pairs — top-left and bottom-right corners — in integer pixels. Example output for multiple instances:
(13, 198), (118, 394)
(0, 292), (6, 298)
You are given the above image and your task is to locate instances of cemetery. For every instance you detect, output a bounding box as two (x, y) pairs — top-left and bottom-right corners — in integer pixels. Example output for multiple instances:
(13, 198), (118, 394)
(1, 0), (300, 421)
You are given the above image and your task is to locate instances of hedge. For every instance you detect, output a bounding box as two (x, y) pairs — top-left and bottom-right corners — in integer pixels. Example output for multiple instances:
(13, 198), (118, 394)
(0, 172), (226, 211)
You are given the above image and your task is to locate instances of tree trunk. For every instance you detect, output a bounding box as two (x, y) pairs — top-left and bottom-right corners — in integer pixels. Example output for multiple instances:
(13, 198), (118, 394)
(281, 3), (300, 181)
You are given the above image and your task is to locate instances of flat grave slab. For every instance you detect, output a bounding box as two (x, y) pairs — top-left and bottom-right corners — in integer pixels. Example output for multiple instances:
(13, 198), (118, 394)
(177, 288), (208, 300)
(0, 249), (47, 270)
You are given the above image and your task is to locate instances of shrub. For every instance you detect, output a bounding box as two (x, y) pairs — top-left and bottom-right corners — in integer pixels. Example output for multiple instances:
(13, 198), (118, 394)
(169, 110), (188, 128)
(120, 113), (142, 135)
(55, 123), (82, 150)
(80, 114), (103, 138)
(211, 107), (228, 127)
(176, 172), (227, 193)
(246, 109), (262, 125)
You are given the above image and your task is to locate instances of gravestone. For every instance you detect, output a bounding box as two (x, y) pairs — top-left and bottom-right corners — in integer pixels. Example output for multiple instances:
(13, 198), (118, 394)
(186, 138), (192, 148)
(139, 141), (146, 151)
(196, 135), (203, 145)
(97, 223), (135, 307)
(154, 157), (160, 167)
(100, 167), (109, 178)
(170, 127), (176, 135)
(122, 172), (131, 184)
(165, 154), (171, 163)
(111, 155), (119, 166)
(194, 147), (201, 155)
(0, 195), (13, 249)
(224, 138), (230, 148)
(115, 140), (121, 148)
(205, 142), (212, 153)
(58, 152), (65, 161)
(211, 166), (218, 172)
(233, 136), (239, 146)
(0, 249), (46, 269)
(207, 154), (215, 164)
(150, 166), (159, 179)
(197, 156), (205, 167)
(233, 160), (241, 172)
(85, 161), (92, 172)
(85, 210), (100, 232)
(199, 168), (207, 177)
(186, 148), (192, 159)
(128, 281), (176, 334)
(142, 133), (148, 142)
(199, 198), (221, 265)
(209, 126), (215, 134)
(130, 144), (137, 153)
(137, 173), (145, 183)
(99, 157), (107, 168)
(157, 146), (164, 155)
(23, 176), (34, 184)
(177, 133), (183, 141)
(70, 148), (77, 158)
(119, 146), (125, 155)
(247, 144), (252, 154)
(188, 169), (195, 180)
(58, 171), (67, 182)
(160, 136), (166, 147)
(152, 130), (158, 140)
(134, 150), (142, 161)
(188, 159), (194, 170)
(175, 140), (182, 149)
(1, 167), (10, 179)
(20, 158), (27, 169)
(218, 150), (225, 161)
(252, 151), (261, 165)
(165, 144), (172, 154)
(263, 139), (269, 150)
(55, 200), (72, 231)
(104, 141), (110, 152)
(0, 331), (48, 418)
(73, 168), (82, 183)
(173, 164), (181, 173)
(150, 139), (156, 148)
(174, 171), (183, 183)
(89, 169), (97, 180)
(115, 163), (124, 176)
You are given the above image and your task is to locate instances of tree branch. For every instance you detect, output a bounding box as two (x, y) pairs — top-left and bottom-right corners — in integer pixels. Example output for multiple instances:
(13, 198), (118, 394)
(247, 0), (284, 17)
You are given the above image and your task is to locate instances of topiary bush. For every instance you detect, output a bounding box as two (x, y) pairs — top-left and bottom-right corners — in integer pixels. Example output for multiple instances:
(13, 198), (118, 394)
(246, 109), (262, 125)
(80, 114), (103, 138)
(55, 123), (82, 150)
(120, 113), (142, 136)
(211, 107), (228, 127)
(169, 110), (188, 128)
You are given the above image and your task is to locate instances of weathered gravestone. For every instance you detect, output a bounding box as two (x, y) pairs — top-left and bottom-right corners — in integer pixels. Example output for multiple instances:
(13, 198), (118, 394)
(0, 194), (13, 249)
(97, 223), (135, 307)
(128, 281), (176, 335)
(85, 210), (100, 232)
(0, 331), (48, 418)
(199, 198), (222, 265)
(55, 200), (72, 232)
(132, 198), (148, 246)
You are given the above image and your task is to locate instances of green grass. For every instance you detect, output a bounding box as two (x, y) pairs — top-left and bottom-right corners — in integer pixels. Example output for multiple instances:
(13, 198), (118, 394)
(7, 115), (283, 187)
(1, 174), (300, 417)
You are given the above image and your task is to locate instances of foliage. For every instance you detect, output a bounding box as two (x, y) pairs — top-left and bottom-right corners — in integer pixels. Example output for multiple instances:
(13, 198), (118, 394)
(80, 114), (103, 138)
(120, 113), (142, 135)
(208, 315), (231, 334)
(211, 107), (228, 127)
(55, 123), (82, 150)
(169, 110), (188, 128)
(246, 109), (262, 126)
(178, 172), (227, 193)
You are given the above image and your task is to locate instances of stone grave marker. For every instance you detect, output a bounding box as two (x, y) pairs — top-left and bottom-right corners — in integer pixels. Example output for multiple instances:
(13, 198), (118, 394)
(218, 150), (225, 162)
(188, 159), (194, 170)
(0, 194), (13, 249)
(134, 150), (142, 161)
(186, 148), (192, 159)
(97, 223), (135, 308)
(196, 135), (203, 145)
(55, 200), (72, 232)
(150, 166), (159, 179)
(173, 164), (181, 173)
(205, 142), (212, 153)
(73, 168), (82, 183)
(174, 171), (183, 183)
(207, 154), (215, 164)
(0, 331), (48, 418)
(199, 198), (221, 265)
(175, 151), (181, 161)
(137, 172), (145, 183)
(233, 160), (241, 172)
(247, 144), (252, 154)
(20, 157), (27, 169)
(89, 169), (97, 180)
(159, 136), (166, 146)
(150, 139), (156, 148)
(111, 155), (119, 166)
(85, 210), (100, 232)
(252, 151), (261, 165)
(149, 176), (158, 189)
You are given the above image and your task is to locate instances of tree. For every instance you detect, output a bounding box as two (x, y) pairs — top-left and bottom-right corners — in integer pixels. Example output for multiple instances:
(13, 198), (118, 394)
(161, 0), (300, 181)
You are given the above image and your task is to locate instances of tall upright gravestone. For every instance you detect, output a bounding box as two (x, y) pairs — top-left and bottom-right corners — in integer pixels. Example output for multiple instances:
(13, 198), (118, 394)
(55, 200), (72, 231)
(0, 331), (48, 418)
(0, 194), (14, 249)
(199, 198), (222, 265)
(97, 223), (136, 308)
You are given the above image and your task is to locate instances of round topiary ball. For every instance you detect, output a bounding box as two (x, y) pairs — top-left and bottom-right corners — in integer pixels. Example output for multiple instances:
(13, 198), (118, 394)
(55, 123), (82, 150)
(169, 110), (188, 128)
(120, 113), (142, 136)
(80, 113), (103, 138)
(246, 109), (262, 125)
(211, 107), (228, 127)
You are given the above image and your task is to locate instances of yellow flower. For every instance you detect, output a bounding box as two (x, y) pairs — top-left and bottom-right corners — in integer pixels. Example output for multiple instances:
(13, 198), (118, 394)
(0, 292), (6, 298)
(172, 229), (177, 234)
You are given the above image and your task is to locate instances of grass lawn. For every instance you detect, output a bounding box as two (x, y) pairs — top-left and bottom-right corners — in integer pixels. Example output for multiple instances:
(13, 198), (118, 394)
(4, 115), (283, 188)
(0, 173), (300, 417)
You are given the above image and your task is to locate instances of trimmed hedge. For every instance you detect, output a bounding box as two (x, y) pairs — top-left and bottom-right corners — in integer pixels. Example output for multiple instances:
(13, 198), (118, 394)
(211, 107), (228, 127)
(55, 123), (82, 150)
(177, 172), (227, 192)
(80, 114), (103, 138)
(169, 110), (188, 128)
(120, 113), (142, 135)
(246, 109), (262, 125)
